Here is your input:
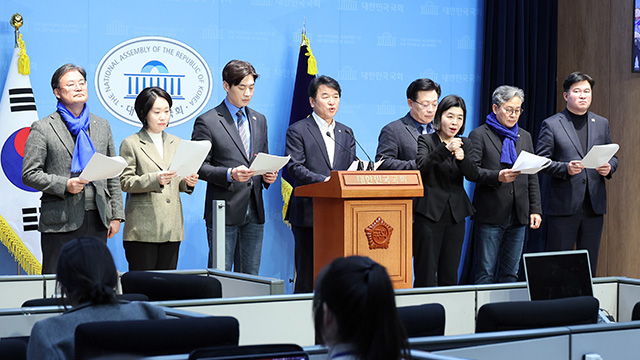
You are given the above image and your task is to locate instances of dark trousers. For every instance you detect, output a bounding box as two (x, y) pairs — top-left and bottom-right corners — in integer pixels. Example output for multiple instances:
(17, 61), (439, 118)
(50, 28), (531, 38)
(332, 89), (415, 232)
(292, 225), (314, 294)
(546, 203), (604, 276)
(413, 212), (465, 287)
(124, 241), (180, 271)
(40, 210), (107, 274)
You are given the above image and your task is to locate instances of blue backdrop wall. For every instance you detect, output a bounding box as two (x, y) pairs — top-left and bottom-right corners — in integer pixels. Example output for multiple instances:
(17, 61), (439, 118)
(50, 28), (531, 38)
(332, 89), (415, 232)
(0, 0), (484, 292)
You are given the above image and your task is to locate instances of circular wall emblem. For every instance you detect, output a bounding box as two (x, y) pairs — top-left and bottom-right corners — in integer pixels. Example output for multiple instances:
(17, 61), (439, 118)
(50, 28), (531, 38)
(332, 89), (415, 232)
(95, 36), (213, 127)
(1, 127), (36, 192)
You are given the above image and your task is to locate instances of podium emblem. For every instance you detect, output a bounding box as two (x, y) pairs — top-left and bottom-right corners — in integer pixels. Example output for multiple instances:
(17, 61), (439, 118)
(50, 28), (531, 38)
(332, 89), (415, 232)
(365, 217), (393, 249)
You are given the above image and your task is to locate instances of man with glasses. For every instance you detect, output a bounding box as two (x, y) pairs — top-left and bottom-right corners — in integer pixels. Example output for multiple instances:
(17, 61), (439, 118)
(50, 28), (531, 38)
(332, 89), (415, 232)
(375, 78), (441, 170)
(22, 63), (125, 273)
(469, 85), (541, 284)
(536, 72), (618, 276)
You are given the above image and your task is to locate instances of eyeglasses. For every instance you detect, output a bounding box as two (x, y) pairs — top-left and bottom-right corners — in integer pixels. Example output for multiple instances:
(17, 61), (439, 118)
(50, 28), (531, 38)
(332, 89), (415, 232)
(63, 80), (87, 89)
(412, 99), (438, 109)
(501, 107), (523, 116)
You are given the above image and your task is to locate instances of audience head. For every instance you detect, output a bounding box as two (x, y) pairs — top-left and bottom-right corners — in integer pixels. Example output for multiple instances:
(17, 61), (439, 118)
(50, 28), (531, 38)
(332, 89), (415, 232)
(56, 237), (118, 306)
(433, 94), (467, 136)
(407, 78), (441, 125)
(51, 63), (88, 108)
(134, 87), (173, 131)
(308, 75), (341, 122)
(222, 60), (258, 108)
(313, 256), (408, 360)
(562, 72), (594, 115)
(491, 85), (524, 129)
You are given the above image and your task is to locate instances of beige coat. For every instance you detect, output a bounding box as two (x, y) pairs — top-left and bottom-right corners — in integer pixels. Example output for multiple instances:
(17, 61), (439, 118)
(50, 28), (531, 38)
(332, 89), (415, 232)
(119, 130), (192, 242)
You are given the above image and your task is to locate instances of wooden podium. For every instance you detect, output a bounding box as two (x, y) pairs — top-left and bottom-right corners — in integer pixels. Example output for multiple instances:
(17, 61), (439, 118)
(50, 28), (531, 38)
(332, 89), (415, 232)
(295, 170), (423, 289)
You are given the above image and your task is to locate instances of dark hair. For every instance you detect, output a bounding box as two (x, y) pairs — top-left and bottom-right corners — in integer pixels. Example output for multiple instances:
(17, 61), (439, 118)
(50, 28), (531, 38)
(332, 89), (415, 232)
(313, 256), (408, 360)
(406, 78), (441, 100)
(56, 237), (118, 306)
(309, 75), (341, 99)
(432, 95), (467, 134)
(134, 87), (173, 128)
(51, 63), (87, 92)
(222, 60), (259, 86)
(563, 72), (595, 92)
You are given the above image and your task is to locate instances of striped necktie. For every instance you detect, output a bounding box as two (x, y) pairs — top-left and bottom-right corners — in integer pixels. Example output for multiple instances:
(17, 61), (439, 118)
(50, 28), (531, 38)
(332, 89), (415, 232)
(237, 109), (250, 157)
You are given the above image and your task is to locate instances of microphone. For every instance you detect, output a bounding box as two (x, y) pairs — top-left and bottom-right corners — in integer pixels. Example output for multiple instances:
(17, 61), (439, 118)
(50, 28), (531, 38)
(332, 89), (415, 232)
(345, 129), (375, 171)
(325, 131), (364, 171)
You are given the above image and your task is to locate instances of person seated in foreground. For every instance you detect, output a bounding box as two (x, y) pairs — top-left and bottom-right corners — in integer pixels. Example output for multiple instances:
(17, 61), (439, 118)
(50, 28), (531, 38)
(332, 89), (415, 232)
(313, 256), (409, 360)
(27, 237), (165, 360)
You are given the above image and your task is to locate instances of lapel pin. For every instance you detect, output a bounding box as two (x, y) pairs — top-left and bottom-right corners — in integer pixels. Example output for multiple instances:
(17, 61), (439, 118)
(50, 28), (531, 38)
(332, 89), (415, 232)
(591, 118), (595, 122)
(338, 129), (342, 133)
(252, 116), (256, 120)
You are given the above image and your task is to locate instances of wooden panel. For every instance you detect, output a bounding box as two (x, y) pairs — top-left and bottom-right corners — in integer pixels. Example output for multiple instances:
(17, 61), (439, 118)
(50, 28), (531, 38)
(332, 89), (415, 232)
(557, 0), (640, 277)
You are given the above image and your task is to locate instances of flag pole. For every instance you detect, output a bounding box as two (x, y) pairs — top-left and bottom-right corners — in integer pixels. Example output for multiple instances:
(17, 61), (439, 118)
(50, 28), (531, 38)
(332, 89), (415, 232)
(11, 13), (23, 48)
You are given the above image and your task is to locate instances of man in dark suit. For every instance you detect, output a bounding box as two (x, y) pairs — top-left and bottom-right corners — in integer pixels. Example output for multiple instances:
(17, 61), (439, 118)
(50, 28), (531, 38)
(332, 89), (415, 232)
(285, 75), (356, 293)
(375, 78), (441, 170)
(469, 85), (542, 284)
(22, 63), (124, 274)
(536, 72), (618, 276)
(192, 60), (277, 275)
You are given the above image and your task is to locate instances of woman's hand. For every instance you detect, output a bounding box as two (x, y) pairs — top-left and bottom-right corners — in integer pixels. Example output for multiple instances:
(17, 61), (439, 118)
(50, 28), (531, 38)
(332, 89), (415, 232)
(158, 170), (177, 185)
(185, 173), (199, 187)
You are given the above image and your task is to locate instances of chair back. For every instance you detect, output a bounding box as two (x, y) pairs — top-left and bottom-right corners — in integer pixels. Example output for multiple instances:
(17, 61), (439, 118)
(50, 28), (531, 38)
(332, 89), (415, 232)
(121, 271), (222, 300)
(189, 344), (306, 360)
(21, 293), (148, 307)
(0, 338), (27, 360)
(75, 316), (239, 359)
(475, 296), (599, 333)
(397, 303), (446, 337)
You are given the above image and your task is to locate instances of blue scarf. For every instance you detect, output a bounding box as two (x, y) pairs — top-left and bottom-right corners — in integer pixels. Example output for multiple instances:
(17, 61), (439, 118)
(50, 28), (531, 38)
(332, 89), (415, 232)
(485, 112), (518, 165)
(57, 101), (96, 173)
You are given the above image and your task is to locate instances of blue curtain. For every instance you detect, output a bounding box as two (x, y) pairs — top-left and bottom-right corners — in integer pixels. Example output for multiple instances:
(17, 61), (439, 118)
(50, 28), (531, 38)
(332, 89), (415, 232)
(460, 0), (559, 284)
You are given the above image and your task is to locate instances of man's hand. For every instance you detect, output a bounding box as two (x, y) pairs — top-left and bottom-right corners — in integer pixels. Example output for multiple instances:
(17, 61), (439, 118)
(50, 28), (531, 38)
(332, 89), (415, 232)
(567, 160), (584, 176)
(107, 219), (121, 238)
(231, 165), (256, 182)
(596, 162), (611, 177)
(67, 177), (89, 194)
(262, 170), (278, 184)
(498, 169), (521, 183)
(530, 213), (542, 229)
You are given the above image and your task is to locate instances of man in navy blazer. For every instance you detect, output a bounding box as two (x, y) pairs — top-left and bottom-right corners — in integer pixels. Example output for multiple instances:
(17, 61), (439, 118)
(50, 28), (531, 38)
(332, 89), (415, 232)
(375, 78), (441, 170)
(536, 72), (618, 275)
(469, 86), (541, 284)
(285, 76), (356, 293)
(192, 60), (277, 275)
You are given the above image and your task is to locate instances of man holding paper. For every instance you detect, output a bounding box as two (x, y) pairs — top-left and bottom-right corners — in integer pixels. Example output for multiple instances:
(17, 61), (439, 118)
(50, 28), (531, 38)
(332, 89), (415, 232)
(191, 60), (277, 275)
(536, 72), (618, 275)
(469, 85), (542, 284)
(22, 64), (124, 273)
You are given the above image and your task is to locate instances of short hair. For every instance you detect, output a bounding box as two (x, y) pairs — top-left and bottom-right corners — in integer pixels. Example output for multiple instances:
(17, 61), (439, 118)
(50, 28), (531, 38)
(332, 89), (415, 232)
(491, 85), (525, 107)
(134, 87), (173, 128)
(432, 95), (467, 134)
(563, 72), (595, 92)
(313, 256), (408, 360)
(56, 237), (118, 306)
(309, 75), (341, 99)
(51, 63), (86, 92)
(222, 60), (258, 86)
(406, 78), (441, 100)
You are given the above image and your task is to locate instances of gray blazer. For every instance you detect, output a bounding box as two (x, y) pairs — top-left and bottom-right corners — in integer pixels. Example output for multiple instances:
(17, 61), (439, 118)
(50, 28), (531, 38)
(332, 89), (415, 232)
(191, 101), (269, 225)
(22, 111), (125, 233)
(119, 130), (193, 242)
(375, 113), (421, 170)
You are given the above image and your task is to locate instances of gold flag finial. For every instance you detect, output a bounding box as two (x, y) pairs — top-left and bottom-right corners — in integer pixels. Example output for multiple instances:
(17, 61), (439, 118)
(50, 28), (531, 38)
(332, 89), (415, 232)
(11, 13), (24, 47)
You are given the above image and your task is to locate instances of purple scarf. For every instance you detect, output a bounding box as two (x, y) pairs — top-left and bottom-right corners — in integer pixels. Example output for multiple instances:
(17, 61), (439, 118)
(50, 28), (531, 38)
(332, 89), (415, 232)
(485, 112), (518, 165)
(57, 101), (95, 173)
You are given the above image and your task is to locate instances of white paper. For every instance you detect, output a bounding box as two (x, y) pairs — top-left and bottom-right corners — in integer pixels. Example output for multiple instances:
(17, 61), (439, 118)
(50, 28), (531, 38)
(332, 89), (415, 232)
(169, 140), (212, 177)
(511, 151), (551, 175)
(79, 153), (127, 181)
(580, 144), (619, 169)
(249, 153), (291, 175)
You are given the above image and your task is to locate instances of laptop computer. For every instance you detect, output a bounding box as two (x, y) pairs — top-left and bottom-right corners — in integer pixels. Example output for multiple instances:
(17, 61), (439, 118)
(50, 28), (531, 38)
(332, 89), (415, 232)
(523, 249), (593, 301)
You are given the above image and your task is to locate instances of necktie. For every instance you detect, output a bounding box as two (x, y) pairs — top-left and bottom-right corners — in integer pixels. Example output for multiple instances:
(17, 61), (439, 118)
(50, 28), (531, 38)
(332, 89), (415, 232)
(421, 124), (428, 135)
(237, 110), (250, 157)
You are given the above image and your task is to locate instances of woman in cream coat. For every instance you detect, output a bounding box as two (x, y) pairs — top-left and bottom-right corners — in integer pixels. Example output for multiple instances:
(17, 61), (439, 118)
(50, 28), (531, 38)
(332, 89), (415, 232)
(119, 87), (198, 270)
